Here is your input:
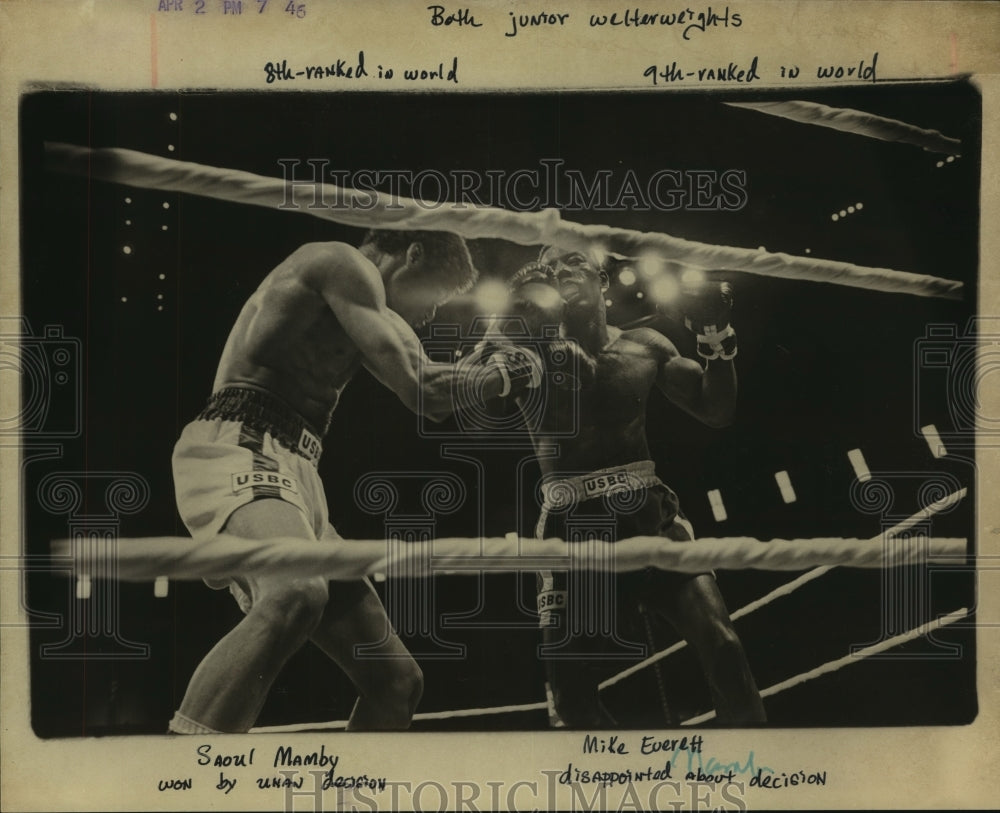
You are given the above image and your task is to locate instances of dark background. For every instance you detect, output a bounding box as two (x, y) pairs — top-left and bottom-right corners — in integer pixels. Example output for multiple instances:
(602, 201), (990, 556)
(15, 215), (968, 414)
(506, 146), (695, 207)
(18, 83), (979, 736)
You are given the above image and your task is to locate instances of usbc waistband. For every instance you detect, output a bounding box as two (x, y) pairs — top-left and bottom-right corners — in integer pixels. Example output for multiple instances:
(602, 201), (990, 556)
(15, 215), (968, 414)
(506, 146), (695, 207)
(540, 460), (661, 509)
(197, 386), (323, 466)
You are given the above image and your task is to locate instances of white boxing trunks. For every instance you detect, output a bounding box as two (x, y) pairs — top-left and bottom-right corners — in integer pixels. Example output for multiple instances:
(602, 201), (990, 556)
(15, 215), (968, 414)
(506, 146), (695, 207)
(172, 386), (337, 611)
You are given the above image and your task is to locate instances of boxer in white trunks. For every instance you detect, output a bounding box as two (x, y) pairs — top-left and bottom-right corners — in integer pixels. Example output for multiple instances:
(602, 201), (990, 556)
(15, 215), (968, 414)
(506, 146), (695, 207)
(170, 230), (535, 734)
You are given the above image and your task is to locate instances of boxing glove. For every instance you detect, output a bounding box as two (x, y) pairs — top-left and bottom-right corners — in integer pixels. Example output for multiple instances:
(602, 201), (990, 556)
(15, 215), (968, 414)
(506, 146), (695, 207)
(680, 280), (738, 361)
(471, 340), (544, 398)
(539, 338), (597, 391)
(507, 261), (566, 336)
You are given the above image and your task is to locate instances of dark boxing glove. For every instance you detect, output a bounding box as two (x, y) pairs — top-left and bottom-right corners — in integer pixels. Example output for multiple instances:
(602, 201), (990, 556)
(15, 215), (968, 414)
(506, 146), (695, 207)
(507, 261), (565, 337)
(680, 279), (738, 361)
(540, 338), (597, 391)
(508, 260), (558, 292)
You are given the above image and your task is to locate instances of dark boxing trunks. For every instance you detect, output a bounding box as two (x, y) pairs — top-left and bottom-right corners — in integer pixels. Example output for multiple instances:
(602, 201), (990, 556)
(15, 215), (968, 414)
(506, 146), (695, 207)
(534, 461), (700, 659)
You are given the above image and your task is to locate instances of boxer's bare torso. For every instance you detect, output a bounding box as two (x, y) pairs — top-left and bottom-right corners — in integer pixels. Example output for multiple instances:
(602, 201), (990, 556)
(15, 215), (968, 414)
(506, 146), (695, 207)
(528, 326), (684, 475)
(214, 241), (449, 430)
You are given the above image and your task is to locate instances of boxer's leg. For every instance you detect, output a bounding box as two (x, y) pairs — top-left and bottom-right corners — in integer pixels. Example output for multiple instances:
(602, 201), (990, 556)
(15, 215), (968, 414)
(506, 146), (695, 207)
(643, 516), (765, 725)
(169, 498), (329, 734)
(308, 579), (423, 730)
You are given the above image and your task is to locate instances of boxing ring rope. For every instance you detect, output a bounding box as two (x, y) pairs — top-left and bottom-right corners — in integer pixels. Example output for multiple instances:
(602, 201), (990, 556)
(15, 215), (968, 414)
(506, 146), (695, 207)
(250, 606), (972, 734)
(597, 487), (968, 690)
(243, 491), (970, 732)
(57, 527), (970, 729)
(245, 492), (969, 730)
(57, 495), (958, 732)
(52, 534), (967, 582)
(44, 141), (963, 299)
(43, 131), (971, 728)
(252, 700), (550, 733)
(681, 606), (970, 726)
(725, 100), (962, 154)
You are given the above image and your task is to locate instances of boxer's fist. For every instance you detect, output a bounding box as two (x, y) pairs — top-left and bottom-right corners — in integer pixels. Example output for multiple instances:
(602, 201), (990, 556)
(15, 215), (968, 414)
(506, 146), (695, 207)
(680, 280), (737, 361)
(680, 280), (734, 334)
(474, 340), (544, 398)
(508, 261), (558, 293)
(507, 261), (566, 336)
(471, 336), (595, 398)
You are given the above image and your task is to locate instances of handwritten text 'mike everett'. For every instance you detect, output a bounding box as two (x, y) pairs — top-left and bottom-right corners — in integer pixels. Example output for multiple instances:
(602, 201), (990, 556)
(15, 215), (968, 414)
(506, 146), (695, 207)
(584, 733), (705, 755)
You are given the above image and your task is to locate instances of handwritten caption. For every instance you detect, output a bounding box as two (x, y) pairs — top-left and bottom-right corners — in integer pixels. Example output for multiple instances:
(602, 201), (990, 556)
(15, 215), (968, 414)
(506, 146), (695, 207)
(264, 52), (459, 84)
(157, 1), (881, 87)
(556, 733), (829, 790)
(156, 743), (388, 796)
(154, 2), (881, 86)
(260, 51), (877, 86)
(645, 53), (878, 84)
(155, 734), (828, 803)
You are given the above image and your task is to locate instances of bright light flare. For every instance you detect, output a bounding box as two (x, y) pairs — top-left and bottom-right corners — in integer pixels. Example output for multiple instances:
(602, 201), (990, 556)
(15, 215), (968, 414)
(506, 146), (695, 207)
(649, 275), (680, 304)
(680, 268), (705, 287)
(473, 279), (510, 314)
(636, 253), (667, 279)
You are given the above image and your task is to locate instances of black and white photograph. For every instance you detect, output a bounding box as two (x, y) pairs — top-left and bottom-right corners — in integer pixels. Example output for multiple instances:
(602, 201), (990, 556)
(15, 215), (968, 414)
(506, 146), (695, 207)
(18, 83), (980, 731)
(2, 1), (999, 810)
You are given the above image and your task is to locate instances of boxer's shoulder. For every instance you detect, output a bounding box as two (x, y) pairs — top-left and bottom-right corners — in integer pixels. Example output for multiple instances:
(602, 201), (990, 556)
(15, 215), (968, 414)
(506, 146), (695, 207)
(269, 242), (382, 304)
(289, 242), (373, 282)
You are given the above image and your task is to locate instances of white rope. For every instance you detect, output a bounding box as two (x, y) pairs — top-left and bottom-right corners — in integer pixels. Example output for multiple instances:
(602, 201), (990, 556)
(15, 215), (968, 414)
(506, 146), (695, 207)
(727, 100), (962, 154)
(598, 487), (968, 690)
(251, 720), (348, 733)
(252, 607), (971, 732)
(52, 534), (968, 582)
(250, 700), (549, 734)
(681, 607), (969, 726)
(44, 141), (963, 299)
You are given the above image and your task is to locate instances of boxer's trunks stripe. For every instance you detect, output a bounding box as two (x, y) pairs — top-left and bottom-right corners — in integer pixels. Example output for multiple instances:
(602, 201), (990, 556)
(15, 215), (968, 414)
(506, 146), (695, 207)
(237, 423), (282, 500)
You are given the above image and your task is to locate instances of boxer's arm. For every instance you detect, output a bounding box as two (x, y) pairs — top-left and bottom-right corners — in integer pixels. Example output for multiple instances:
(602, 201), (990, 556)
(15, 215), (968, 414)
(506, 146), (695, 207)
(303, 242), (503, 420)
(639, 328), (737, 428)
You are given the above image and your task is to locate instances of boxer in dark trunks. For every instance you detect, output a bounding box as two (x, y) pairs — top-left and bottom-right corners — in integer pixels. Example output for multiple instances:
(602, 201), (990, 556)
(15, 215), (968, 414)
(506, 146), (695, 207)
(170, 230), (533, 734)
(501, 248), (765, 727)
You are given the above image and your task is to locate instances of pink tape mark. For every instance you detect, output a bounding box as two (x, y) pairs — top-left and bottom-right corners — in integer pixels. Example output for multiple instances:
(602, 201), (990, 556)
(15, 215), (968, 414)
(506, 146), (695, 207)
(151, 14), (159, 88)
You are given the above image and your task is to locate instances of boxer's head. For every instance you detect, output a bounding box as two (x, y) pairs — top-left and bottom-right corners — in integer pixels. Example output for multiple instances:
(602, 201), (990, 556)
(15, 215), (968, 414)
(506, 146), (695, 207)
(363, 229), (478, 327)
(537, 245), (609, 318)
